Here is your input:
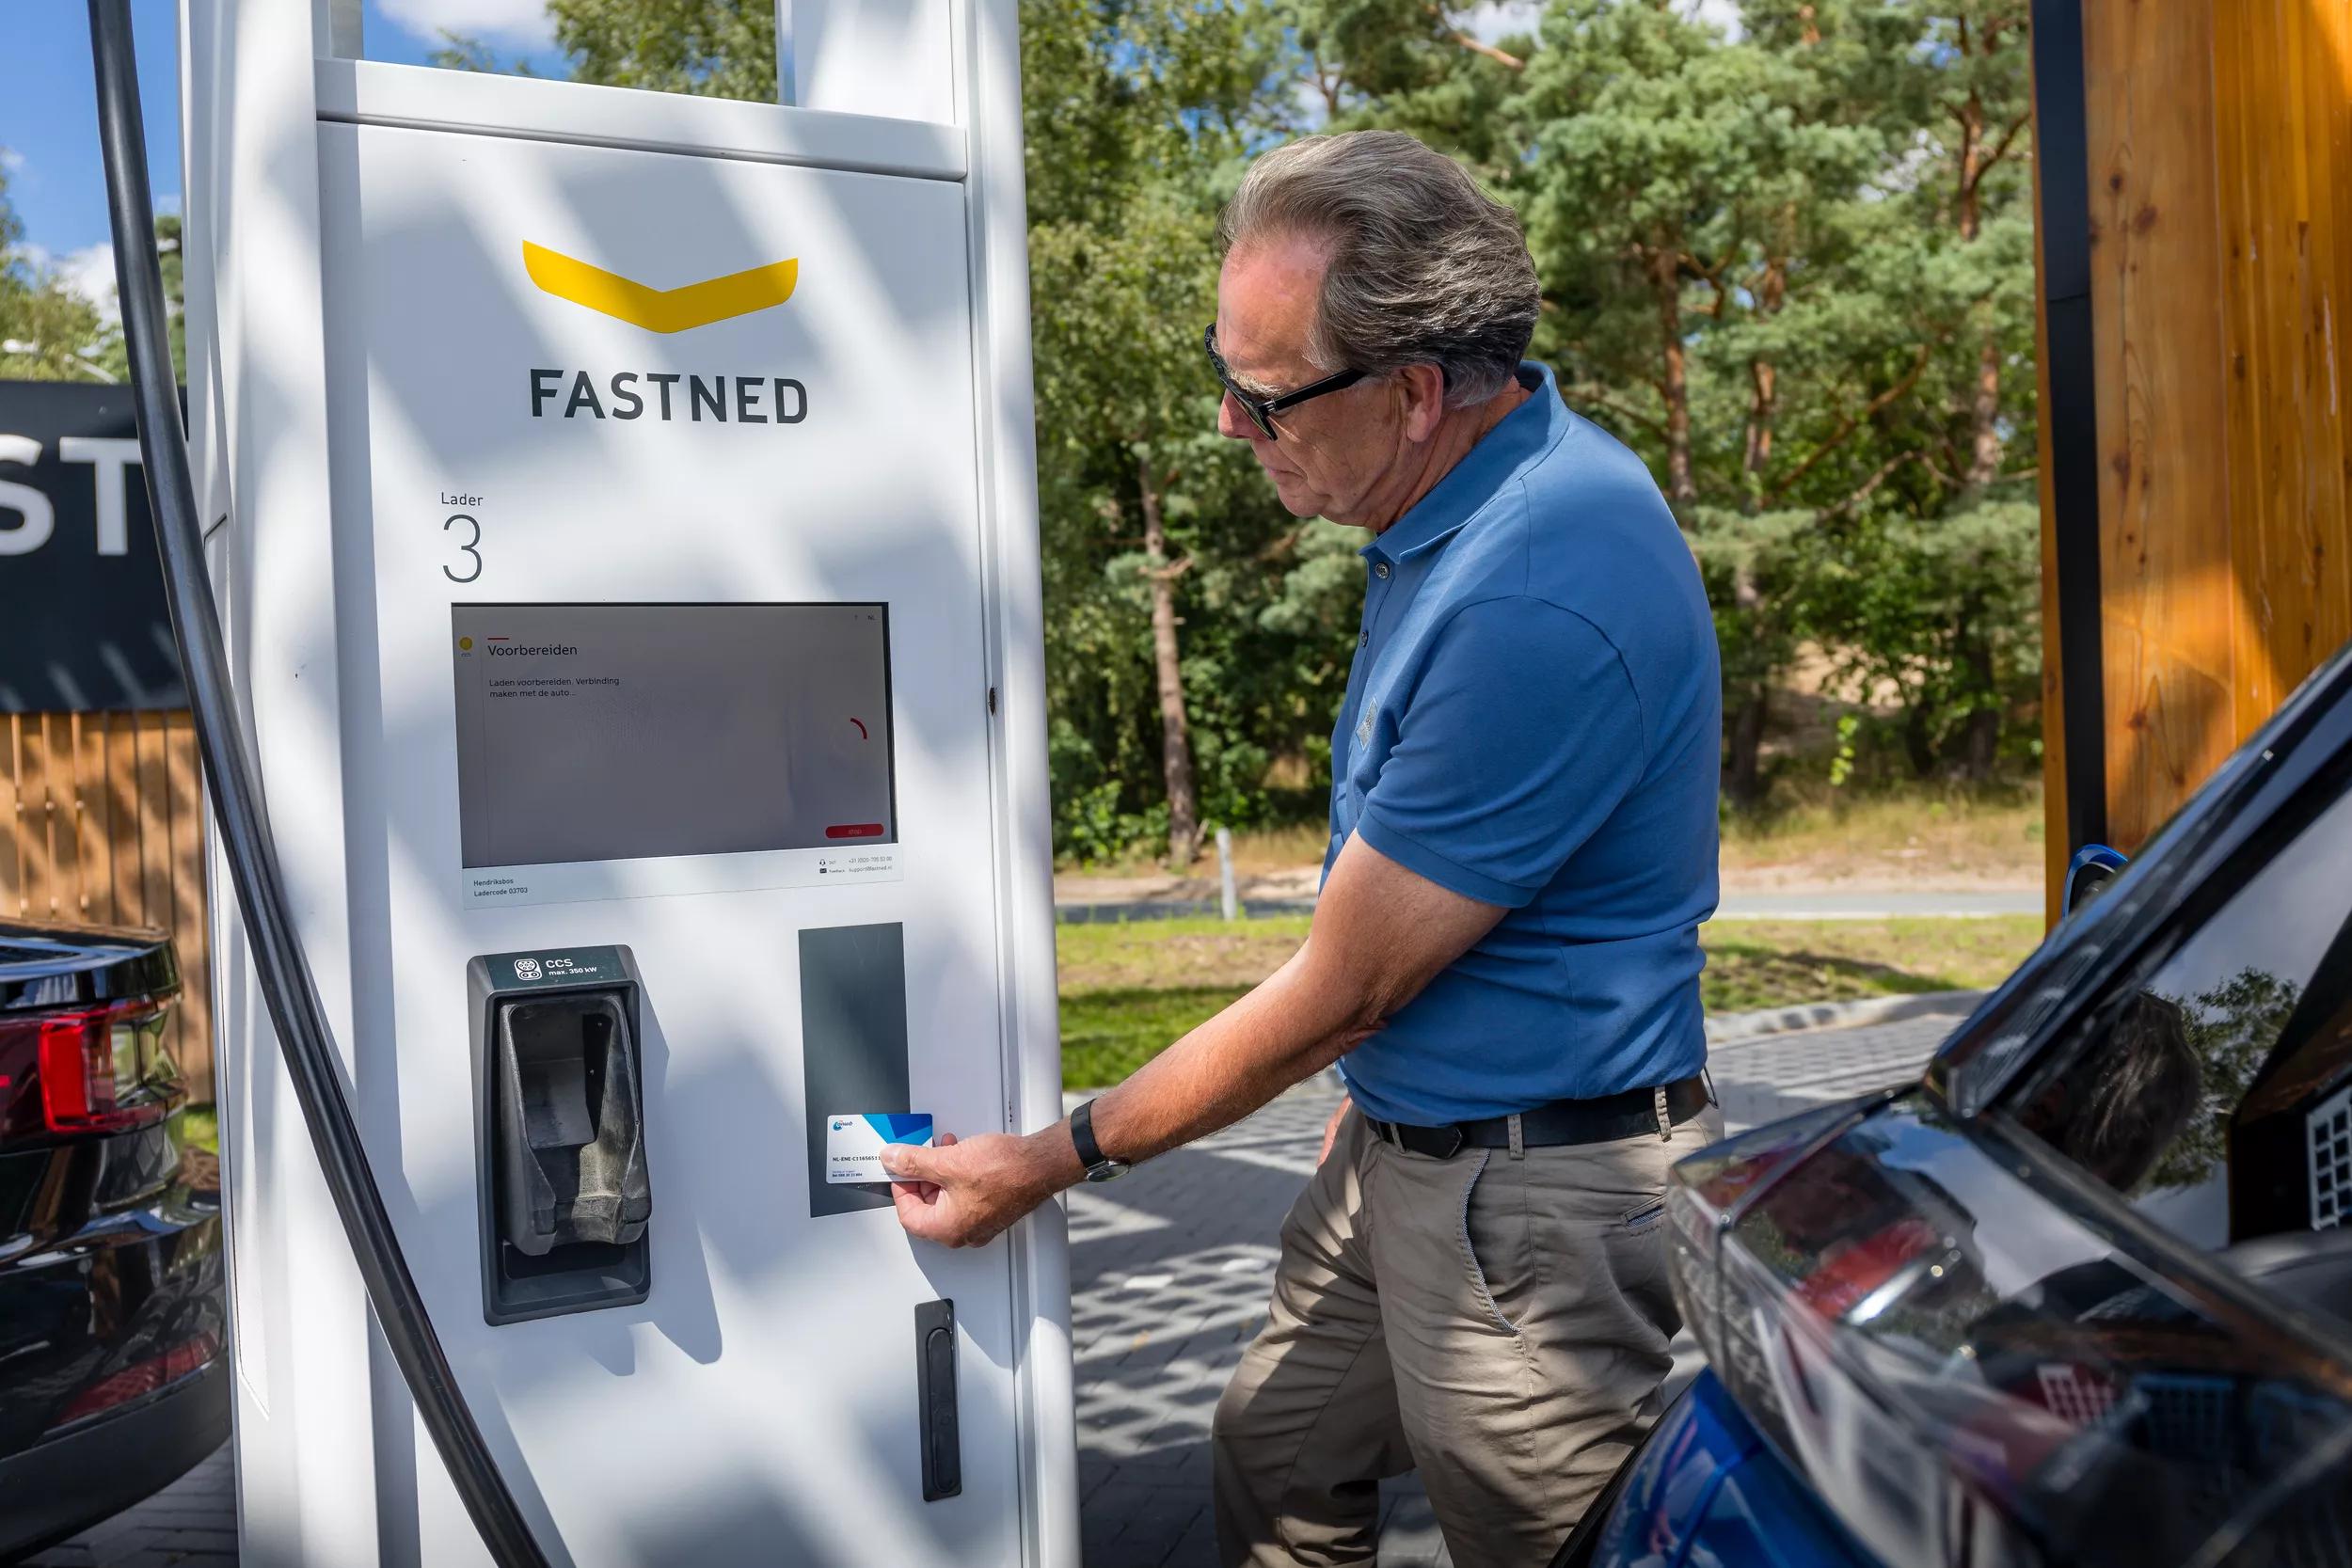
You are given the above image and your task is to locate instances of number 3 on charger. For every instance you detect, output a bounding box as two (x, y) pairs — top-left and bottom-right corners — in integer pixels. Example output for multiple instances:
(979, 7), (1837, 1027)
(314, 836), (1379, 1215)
(443, 513), (483, 583)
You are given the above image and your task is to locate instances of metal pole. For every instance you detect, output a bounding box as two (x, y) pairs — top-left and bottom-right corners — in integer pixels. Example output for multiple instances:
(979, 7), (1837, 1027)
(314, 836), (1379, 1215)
(1216, 826), (1237, 922)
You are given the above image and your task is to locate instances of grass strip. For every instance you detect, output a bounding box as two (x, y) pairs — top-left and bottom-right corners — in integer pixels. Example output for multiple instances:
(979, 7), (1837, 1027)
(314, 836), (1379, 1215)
(181, 1104), (219, 1153)
(1057, 914), (2042, 1088)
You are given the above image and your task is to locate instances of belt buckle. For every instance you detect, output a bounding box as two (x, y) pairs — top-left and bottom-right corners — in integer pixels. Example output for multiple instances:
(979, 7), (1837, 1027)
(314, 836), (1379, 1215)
(1430, 1124), (1465, 1161)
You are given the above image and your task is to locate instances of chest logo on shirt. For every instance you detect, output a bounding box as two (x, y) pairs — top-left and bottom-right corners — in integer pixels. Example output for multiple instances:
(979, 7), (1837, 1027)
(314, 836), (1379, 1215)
(1356, 705), (1376, 747)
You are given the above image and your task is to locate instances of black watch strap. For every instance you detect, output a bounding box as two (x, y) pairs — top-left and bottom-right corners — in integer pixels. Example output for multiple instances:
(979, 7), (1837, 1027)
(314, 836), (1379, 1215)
(1070, 1098), (1109, 1170)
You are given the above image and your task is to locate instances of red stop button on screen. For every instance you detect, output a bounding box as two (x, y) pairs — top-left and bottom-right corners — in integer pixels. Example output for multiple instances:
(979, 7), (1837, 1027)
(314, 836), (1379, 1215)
(825, 823), (886, 840)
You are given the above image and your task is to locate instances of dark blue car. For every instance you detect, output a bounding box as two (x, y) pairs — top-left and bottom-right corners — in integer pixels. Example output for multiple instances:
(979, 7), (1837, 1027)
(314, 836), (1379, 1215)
(1565, 644), (2352, 1568)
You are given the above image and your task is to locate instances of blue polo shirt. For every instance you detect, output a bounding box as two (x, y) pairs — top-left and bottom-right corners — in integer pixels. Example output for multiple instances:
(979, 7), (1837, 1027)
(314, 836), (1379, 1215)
(1328, 363), (1722, 1125)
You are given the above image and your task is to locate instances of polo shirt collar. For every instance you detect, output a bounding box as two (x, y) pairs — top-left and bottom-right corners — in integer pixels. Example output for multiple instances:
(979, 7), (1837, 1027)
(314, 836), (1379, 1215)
(1363, 362), (1565, 565)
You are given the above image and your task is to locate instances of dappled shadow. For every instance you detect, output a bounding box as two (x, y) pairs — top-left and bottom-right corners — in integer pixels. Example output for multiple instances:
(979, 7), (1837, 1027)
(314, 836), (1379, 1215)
(1065, 1085), (1457, 1565)
(1703, 945), (1976, 1012)
(196, 42), (1059, 1565)
(1060, 897), (1316, 924)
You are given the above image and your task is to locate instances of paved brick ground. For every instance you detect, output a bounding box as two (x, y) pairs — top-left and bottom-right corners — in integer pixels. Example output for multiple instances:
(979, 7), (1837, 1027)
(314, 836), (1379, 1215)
(25, 1444), (236, 1567)
(1061, 994), (1972, 1568)
(31, 1000), (1971, 1566)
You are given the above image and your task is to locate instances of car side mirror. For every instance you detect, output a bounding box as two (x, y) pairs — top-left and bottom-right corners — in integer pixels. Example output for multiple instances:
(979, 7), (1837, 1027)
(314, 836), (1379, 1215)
(2063, 844), (2129, 917)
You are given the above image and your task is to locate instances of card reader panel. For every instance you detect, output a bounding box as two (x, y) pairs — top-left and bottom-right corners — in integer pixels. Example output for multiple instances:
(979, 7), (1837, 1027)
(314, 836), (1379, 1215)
(802, 923), (913, 1217)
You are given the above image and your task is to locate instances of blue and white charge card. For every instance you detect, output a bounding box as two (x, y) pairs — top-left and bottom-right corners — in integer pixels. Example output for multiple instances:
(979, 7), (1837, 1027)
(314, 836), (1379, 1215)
(825, 1112), (935, 1184)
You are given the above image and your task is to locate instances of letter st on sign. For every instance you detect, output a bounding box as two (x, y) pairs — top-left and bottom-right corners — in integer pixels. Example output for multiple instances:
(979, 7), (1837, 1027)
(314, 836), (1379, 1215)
(529, 369), (810, 425)
(0, 381), (187, 713)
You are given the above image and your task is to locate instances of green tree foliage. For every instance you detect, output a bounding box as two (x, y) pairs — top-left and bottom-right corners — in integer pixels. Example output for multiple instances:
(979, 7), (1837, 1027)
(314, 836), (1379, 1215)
(1023, 0), (1322, 863)
(1028, 0), (2044, 850)
(2148, 968), (2303, 1196)
(426, 31), (541, 75)
(0, 164), (121, 383)
(550, 0), (776, 100)
(418, 0), (2045, 859)
(87, 212), (184, 385)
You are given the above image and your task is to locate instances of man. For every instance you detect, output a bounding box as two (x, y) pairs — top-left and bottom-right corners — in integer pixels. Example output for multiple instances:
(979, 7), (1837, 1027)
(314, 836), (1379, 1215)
(881, 130), (1724, 1564)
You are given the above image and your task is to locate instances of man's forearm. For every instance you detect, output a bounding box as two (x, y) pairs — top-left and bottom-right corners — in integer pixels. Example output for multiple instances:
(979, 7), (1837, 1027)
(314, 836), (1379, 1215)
(1004, 837), (1505, 1195)
(1079, 944), (1378, 1167)
(984, 944), (1378, 1206)
(879, 840), (1505, 1248)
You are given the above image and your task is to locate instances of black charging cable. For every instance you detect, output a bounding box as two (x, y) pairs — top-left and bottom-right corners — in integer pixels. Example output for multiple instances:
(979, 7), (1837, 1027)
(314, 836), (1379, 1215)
(85, 6), (552, 1563)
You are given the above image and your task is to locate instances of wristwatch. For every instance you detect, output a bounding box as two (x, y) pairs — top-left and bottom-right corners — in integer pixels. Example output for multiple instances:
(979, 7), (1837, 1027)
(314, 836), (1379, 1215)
(1069, 1099), (1131, 1183)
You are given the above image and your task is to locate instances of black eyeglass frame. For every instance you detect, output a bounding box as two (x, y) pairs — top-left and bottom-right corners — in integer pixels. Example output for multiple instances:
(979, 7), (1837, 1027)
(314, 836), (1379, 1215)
(1204, 325), (1367, 441)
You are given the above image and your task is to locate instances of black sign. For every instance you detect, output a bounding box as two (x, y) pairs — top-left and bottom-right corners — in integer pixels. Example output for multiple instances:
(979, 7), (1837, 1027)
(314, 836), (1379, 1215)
(477, 947), (630, 990)
(0, 380), (185, 713)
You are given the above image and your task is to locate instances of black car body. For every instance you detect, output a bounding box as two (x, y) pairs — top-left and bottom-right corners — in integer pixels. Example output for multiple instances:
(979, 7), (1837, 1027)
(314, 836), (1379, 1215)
(0, 920), (227, 1560)
(1569, 642), (2352, 1568)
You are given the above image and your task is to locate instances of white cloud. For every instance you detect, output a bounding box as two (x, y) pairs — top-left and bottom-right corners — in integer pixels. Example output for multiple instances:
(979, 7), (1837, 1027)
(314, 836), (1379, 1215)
(61, 246), (119, 317)
(1687, 0), (1745, 38)
(1459, 0), (1740, 48)
(1461, 2), (1543, 45)
(376, 0), (556, 47)
(0, 147), (24, 176)
(21, 242), (123, 324)
(1289, 76), (1334, 130)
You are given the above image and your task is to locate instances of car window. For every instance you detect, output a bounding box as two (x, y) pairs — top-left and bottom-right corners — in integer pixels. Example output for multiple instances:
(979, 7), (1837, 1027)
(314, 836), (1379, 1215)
(2005, 782), (2352, 1253)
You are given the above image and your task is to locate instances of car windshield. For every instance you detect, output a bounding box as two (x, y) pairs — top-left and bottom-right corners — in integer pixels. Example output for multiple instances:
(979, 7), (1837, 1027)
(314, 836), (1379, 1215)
(2001, 772), (2352, 1257)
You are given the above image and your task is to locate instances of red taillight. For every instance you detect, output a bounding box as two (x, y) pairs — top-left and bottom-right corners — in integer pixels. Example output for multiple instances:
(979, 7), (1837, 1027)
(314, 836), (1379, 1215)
(0, 998), (178, 1140)
(46, 1329), (222, 1431)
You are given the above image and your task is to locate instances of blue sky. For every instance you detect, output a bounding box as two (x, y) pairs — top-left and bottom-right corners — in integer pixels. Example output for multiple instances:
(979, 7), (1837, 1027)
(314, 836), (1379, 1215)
(1, 1), (181, 285)
(0, 2), (567, 304)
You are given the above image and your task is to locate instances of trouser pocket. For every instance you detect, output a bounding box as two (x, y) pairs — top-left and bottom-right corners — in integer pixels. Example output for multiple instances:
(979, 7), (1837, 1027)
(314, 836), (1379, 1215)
(1621, 1196), (1667, 1234)
(1457, 1149), (1533, 1335)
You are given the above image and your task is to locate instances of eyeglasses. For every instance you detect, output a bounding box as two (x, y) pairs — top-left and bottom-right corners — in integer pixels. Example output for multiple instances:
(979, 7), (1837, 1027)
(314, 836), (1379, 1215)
(1203, 324), (1366, 441)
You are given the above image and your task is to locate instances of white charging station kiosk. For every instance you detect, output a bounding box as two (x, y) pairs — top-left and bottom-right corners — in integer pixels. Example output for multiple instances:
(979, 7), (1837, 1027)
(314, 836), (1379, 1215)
(177, 4), (1075, 1562)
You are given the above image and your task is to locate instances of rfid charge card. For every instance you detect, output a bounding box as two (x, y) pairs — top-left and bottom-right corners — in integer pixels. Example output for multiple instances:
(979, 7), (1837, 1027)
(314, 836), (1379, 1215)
(825, 1113), (935, 1184)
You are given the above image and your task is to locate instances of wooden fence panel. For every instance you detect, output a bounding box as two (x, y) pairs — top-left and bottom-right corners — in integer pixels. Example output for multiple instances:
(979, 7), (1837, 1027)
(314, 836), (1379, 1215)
(2, 711), (214, 1101)
(73, 715), (110, 920)
(18, 715), (56, 919)
(0, 721), (17, 920)
(106, 714), (144, 927)
(163, 714), (212, 1101)
(2049, 0), (2352, 854)
(135, 713), (174, 942)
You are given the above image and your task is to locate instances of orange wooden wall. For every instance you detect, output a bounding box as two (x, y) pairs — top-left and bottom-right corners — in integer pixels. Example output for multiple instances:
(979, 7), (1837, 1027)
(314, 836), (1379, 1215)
(2, 711), (214, 1101)
(2041, 0), (2352, 874)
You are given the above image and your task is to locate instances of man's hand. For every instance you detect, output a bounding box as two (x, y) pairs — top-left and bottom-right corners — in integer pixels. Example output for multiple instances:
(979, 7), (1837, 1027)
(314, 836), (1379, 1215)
(1317, 1100), (1351, 1166)
(881, 1130), (1082, 1248)
(879, 838), (1503, 1249)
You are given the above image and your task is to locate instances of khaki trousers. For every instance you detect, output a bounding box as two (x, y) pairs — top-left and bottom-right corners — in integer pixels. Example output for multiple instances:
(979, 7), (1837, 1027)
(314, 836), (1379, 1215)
(1211, 1098), (1723, 1568)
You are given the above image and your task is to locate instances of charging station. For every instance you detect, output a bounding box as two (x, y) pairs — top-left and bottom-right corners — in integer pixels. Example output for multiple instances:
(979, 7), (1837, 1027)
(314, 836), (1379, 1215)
(169, 5), (1074, 1562)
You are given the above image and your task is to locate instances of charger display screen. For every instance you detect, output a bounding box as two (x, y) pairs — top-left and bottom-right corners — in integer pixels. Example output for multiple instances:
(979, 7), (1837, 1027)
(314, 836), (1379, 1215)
(450, 602), (896, 871)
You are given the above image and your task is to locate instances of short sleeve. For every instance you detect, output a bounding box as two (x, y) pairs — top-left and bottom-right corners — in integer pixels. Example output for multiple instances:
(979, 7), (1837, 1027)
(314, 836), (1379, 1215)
(1355, 598), (1645, 908)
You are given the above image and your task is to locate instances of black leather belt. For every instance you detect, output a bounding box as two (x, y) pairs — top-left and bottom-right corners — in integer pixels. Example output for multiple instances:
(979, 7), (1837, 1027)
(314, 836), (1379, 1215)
(1361, 1074), (1711, 1160)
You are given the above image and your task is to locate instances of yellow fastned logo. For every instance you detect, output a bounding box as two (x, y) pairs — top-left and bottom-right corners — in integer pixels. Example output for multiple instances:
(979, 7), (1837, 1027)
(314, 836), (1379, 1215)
(522, 242), (800, 334)
(522, 241), (809, 426)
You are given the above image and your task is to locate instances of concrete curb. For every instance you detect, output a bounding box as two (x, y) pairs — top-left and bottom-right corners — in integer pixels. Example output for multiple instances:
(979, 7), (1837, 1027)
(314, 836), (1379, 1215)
(1706, 989), (1986, 1048)
(1057, 899), (1315, 924)
(1057, 895), (2042, 922)
(1067, 991), (1987, 1097)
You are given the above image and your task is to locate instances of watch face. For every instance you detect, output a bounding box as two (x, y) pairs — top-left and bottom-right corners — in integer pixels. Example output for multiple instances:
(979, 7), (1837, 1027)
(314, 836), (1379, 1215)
(1086, 1160), (1132, 1183)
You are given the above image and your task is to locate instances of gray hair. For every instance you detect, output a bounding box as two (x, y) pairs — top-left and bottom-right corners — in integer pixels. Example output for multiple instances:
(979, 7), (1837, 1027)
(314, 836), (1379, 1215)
(1217, 131), (1539, 406)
